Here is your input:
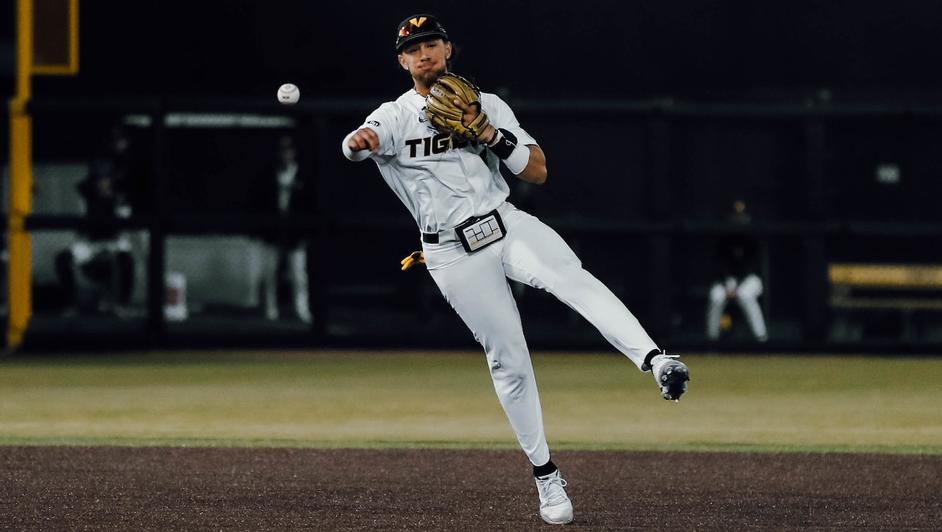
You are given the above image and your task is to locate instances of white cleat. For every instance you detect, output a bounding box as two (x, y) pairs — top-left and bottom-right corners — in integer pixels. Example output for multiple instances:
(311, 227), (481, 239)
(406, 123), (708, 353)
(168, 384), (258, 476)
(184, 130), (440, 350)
(535, 469), (574, 525)
(650, 352), (690, 401)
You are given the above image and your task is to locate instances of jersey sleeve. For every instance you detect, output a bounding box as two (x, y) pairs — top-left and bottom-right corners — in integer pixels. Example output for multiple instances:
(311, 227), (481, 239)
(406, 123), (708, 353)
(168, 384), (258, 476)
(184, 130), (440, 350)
(483, 94), (538, 146)
(359, 102), (399, 157)
(341, 102), (399, 161)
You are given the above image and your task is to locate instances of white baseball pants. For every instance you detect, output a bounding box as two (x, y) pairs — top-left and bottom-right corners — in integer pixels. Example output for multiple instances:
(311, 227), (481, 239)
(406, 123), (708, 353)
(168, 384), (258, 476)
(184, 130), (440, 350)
(262, 244), (311, 323)
(706, 274), (768, 341)
(424, 203), (659, 465)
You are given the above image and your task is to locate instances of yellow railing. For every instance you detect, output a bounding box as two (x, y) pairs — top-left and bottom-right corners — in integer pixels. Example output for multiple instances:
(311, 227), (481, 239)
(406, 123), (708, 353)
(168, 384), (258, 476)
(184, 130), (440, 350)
(8, 0), (79, 349)
(829, 264), (942, 290)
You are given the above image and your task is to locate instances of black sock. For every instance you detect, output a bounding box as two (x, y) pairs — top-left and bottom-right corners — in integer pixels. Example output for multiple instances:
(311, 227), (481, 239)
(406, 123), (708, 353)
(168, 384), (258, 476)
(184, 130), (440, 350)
(533, 460), (558, 478)
(642, 348), (661, 370)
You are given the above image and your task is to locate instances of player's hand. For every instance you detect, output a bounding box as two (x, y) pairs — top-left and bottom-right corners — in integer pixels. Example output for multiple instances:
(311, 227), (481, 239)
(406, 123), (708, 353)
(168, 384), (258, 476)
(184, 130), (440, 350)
(451, 98), (495, 142)
(348, 128), (380, 153)
(450, 97), (478, 127)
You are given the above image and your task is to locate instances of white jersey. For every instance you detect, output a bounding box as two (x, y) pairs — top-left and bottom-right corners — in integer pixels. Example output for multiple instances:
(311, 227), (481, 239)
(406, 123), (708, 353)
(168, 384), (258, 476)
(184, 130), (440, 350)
(340, 81), (668, 475)
(343, 89), (537, 233)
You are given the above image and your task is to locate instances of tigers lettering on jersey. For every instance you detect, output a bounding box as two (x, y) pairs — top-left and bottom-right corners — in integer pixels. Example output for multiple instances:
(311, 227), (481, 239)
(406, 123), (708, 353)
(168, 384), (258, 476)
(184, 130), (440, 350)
(405, 133), (455, 157)
(345, 90), (534, 234)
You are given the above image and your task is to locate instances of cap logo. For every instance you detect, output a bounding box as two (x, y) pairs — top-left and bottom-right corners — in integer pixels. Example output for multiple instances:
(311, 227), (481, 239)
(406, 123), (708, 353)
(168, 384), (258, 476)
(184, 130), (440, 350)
(399, 16), (428, 37)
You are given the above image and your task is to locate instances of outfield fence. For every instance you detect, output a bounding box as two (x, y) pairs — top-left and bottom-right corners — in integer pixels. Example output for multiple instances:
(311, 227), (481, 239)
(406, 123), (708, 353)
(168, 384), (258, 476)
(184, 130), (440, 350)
(4, 98), (942, 352)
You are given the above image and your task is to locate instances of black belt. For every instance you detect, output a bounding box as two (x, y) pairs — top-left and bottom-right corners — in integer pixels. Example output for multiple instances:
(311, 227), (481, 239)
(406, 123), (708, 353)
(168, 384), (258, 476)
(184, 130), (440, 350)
(422, 232), (439, 244)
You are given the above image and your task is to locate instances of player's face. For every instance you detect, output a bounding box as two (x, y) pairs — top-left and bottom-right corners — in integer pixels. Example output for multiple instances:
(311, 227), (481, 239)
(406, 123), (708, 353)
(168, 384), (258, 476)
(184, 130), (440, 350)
(398, 39), (451, 86)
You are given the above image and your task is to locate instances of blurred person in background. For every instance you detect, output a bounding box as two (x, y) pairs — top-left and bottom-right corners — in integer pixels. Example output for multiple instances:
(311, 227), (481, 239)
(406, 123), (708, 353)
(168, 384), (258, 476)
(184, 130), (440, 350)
(706, 200), (768, 342)
(249, 134), (313, 324)
(55, 125), (141, 315)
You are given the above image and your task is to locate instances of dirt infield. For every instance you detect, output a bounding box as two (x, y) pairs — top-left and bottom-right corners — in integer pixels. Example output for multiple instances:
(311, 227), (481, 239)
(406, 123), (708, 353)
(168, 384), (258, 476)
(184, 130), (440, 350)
(1, 447), (940, 530)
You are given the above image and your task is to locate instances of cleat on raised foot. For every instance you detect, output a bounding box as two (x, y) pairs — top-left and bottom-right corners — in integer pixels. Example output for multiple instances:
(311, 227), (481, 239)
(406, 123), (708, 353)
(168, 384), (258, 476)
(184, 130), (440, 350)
(650, 353), (690, 401)
(534, 469), (574, 524)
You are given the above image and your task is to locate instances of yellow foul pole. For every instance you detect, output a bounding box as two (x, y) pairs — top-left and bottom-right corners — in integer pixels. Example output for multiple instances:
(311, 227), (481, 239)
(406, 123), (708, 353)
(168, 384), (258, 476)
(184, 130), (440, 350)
(8, 0), (34, 349)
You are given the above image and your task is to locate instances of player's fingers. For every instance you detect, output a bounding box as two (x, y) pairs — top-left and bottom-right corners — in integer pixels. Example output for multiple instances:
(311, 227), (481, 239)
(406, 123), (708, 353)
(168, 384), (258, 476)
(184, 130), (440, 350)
(452, 98), (470, 111)
(362, 128), (380, 152)
(348, 134), (364, 150)
(349, 129), (377, 152)
(349, 135), (369, 151)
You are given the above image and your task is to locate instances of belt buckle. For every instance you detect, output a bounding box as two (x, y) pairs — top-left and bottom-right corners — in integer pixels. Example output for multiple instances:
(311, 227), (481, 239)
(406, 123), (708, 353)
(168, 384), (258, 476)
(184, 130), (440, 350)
(455, 209), (506, 253)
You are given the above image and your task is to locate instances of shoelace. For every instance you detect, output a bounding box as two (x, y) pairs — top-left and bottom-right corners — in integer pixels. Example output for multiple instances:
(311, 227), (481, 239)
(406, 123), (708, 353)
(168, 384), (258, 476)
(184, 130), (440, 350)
(537, 475), (569, 507)
(654, 353), (681, 373)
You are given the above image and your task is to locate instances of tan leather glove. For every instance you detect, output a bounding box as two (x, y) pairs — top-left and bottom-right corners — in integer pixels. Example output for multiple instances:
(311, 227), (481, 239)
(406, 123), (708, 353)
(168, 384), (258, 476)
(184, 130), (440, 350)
(400, 250), (425, 271)
(425, 73), (490, 142)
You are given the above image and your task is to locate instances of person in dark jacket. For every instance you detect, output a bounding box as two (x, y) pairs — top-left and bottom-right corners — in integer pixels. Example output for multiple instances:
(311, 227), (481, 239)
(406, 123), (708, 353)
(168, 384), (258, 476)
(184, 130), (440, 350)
(248, 134), (313, 323)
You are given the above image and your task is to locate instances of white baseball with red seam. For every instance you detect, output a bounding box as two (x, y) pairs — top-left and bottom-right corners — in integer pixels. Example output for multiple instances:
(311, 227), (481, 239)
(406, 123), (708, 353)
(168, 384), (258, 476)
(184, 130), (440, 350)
(277, 83), (300, 105)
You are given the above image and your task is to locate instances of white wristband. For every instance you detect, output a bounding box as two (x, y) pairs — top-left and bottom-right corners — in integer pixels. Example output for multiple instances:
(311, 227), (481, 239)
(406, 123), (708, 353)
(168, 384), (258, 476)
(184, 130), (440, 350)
(504, 143), (530, 175)
(341, 130), (371, 162)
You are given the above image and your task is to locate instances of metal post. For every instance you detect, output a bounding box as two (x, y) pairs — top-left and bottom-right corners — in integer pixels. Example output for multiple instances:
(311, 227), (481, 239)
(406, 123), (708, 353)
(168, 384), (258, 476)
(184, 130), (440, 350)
(803, 118), (828, 342)
(310, 116), (332, 342)
(646, 115), (672, 340)
(146, 107), (167, 345)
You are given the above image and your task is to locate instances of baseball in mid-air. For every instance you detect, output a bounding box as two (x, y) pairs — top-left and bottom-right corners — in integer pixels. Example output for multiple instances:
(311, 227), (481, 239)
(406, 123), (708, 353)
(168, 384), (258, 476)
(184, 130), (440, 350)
(277, 83), (300, 105)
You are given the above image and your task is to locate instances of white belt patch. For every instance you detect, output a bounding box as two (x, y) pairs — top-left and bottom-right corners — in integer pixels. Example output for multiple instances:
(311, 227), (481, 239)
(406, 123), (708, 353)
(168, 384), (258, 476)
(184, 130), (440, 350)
(459, 213), (505, 252)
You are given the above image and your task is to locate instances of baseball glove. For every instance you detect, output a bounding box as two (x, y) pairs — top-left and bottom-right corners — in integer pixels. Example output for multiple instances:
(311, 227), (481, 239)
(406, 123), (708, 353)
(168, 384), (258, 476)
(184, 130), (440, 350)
(425, 73), (490, 142)
(400, 250), (425, 271)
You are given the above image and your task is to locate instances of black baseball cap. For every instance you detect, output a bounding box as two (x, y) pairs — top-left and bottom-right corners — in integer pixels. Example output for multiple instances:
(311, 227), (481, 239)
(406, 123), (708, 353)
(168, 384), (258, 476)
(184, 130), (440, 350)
(395, 14), (449, 52)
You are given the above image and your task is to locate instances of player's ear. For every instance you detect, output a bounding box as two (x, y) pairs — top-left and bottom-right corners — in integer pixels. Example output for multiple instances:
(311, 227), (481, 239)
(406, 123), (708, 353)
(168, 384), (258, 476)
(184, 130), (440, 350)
(398, 54), (409, 71)
(445, 41), (452, 59)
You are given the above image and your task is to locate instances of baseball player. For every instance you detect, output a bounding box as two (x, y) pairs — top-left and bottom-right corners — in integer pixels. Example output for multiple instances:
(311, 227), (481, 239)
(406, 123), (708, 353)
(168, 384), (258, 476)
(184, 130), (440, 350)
(342, 14), (690, 525)
(706, 201), (768, 341)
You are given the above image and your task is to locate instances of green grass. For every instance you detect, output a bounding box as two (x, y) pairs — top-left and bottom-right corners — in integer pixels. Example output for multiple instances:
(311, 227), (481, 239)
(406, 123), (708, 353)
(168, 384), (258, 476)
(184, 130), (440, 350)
(1, 350), (941, 454)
